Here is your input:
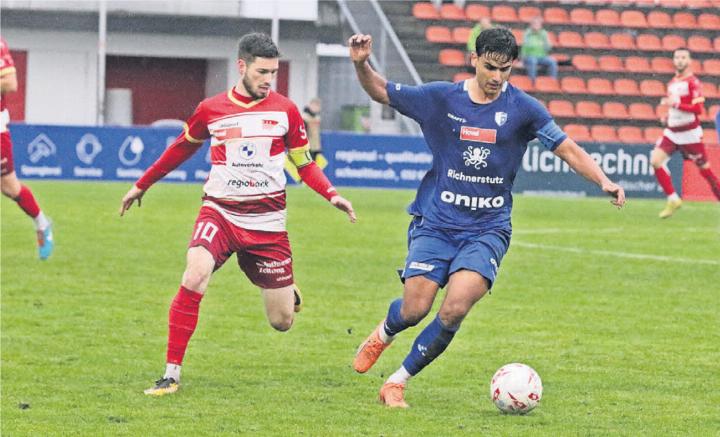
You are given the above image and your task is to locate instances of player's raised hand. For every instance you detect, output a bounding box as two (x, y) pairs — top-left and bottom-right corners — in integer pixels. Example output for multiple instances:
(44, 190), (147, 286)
(330, 195), (357, 223)
(601, 181), (626, 208)
(119, 185), (146, 216)
(348, 34), (373, 63)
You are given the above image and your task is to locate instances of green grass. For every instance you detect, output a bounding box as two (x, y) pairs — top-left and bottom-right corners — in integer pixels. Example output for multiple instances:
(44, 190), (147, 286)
(2, 181), (719, 436)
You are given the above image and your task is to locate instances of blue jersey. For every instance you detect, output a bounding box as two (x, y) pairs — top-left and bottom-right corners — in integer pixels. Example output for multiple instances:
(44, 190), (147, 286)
(387, 79), (566, 231)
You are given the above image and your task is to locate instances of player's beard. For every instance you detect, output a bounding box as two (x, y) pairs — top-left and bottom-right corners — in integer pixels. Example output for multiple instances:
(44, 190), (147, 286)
(243, 76), (268, 100)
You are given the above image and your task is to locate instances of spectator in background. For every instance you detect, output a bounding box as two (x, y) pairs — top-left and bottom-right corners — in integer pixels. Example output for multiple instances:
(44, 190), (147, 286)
(467, 17), (493, 55)
(302, 97), (323, 160)
(521, 16), (557, 83)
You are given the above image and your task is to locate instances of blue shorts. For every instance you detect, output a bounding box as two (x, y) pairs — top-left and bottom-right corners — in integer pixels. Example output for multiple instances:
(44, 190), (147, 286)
(401, 216), (511, 289)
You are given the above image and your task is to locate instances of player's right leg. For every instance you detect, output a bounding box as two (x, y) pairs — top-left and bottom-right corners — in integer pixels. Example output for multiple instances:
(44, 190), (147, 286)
(651, 141), (682, 218)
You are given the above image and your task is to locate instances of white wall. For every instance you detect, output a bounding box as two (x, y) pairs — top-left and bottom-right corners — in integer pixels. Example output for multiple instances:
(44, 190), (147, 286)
(239, 0), (317, 21)
(279, 38), (318, 111)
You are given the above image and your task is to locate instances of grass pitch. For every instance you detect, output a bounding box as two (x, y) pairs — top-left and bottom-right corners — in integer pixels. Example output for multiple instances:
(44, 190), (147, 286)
(2, 181), (719, 436)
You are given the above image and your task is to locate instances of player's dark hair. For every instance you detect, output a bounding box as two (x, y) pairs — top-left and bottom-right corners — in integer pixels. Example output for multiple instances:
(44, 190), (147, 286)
(673, 47), (691, 57)
(475, 27), (519, 63)
(237, 33), (280, 64)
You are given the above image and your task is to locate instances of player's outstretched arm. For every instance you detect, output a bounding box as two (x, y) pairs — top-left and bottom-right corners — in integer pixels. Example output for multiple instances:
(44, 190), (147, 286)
(553, 138), (626, 208)
(119, 185), (146, 216)
(348, 34), (389, 105)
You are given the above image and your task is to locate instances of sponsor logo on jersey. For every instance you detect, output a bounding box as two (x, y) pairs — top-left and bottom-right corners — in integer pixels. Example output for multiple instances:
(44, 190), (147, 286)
(214, 127), (243, 141)
(447, 112), (467, 123)
(440, 191), (505, 210)
(447, 169), (504, 184)
(463, 146), (491, 169)
(262, 119), (279, 129)
(495, 112), (508, 126)
(238, 142), (257, 160)
(460, 126), (496, 144)
(227, 179), (270, 188)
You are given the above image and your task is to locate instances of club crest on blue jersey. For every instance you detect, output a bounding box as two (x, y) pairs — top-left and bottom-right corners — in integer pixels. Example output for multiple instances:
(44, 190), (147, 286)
(494, 112), (508, 126)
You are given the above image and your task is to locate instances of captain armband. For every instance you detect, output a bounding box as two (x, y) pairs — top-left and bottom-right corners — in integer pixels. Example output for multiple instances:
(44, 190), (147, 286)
(288, 145), (313, 168)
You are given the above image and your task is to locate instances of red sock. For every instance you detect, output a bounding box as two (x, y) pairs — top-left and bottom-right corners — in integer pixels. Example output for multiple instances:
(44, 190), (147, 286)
(653, 166), (676, 196)
(166, 286), (204, 365)
(699, 167), (720, 200)
(14, 185), (41, 218)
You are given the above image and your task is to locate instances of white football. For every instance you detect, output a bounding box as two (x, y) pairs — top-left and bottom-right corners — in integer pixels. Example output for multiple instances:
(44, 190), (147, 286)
(490, 363), (543, 414)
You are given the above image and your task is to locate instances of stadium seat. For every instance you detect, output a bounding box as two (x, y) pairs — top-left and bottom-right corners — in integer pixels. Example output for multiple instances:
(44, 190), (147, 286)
(548, 99), (576, 117)
(426, 26), (453, 43)
(509, 75), (534, 91)
(452, 27), (472, 44)
(544, 7), (569, 24)
(651, 57), (676, 73)
(519, 6), (542, 22)
(599, 55), (625, 72)
(635, 0), (657, 6)
(591, 125), (619, 143)
(617, 126), (646, 144)
(571, 55), (598, 72)
(412, 3), (440, 20)
(661, 34), (686, 52)
(614, 78), (641, 96)
(438, 49), (465, 67)
(602, 102), (630, 119)
(465, 5), (490, 21)
(629, 102), (657, 120)
(610, 32), (636, 50)
(535, 76), (561, 93)
(691, 59), (704, 74)
(453, 72), (474, 82)
(587, 78), (614, 95)
(703, 82), (719, 98)
(644, 127), (664, 143)
(640, 80), (667, 96)
(673, 12), (697, 29)
(440, 4), (466, 20)
(620, 10), (649, 28)
(625, 56), (652, 73)
(703, 59), (720, 75)
(715, 36), (720, 52)
(656, 104), (669, 120)
(576, 101), (604, 118)
(637, 34), (662, 51)
(596, 9), (621, 26)
(698, 13), (720, 30)
(511, 28), (524, 45)
(492, 5), (518, 22)
(704, 129), (719, 146)
(585, 32), (611, 49)
(687, 35), (714, 53)
(704, 105), (720, 123)
(564, 124), (593, 142)
(558, 31), (585, 48)
(561, 76), (588, 94)
(569, 8), (595, 25)
(659, 0), (685, 8)
(686, 0), (712, 7)
(647, 10), (673, 28)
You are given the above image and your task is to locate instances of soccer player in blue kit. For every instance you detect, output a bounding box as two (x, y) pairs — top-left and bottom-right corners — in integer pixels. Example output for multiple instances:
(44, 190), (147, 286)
(348, 28), (626, 408)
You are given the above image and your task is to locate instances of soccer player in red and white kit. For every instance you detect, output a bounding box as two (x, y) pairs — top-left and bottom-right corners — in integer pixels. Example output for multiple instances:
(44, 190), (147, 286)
(651, 48), (720, 218)
(0, 36), (54, 259)
(119, 33), (356, 396)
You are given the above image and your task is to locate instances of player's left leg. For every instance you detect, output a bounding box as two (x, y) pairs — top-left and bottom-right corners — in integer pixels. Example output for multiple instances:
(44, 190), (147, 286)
(261, 285), (296, 331)
(651, 139), (682, 218)
(698, 163), (720, 200)
(685, 142), (720, 200)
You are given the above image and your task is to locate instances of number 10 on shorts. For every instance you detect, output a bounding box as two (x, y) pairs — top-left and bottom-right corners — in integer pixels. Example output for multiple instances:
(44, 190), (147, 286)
(193, 221), (219, 243)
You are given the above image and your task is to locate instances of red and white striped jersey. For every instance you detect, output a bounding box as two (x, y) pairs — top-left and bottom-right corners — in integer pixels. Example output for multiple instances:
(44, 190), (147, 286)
(0, 37), (16, 127)
(666, 74), (703, 131)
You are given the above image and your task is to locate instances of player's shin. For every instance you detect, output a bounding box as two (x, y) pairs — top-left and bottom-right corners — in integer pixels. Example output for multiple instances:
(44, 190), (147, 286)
(699, 167), (720, 200)
(653, 166), (676, 197)
(166, 286), (204, 378)
(400, 314), (458, 377)
(383, 298), (411, 341)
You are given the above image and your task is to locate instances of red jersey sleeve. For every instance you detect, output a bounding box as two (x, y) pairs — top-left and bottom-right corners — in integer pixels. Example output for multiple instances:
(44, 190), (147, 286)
(285, 103), (310, 151)
(0, 37), (15, 77)
(675, 77), (704, 115)
(135, 101), (210, 190)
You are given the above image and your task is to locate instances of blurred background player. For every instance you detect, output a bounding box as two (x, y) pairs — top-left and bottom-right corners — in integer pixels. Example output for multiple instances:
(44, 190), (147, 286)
(302, 97), (323, 161)
(119, 33), (356, 396)
(466, 17), (493, 61)
(520, 16), (557, 84)
(348, 29), (624, 408)
(651, 48), (720, 218)
(0, 36), (54, 260)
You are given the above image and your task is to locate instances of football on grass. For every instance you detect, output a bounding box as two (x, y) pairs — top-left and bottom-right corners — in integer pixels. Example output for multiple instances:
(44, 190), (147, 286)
(490, 363), (543, 414)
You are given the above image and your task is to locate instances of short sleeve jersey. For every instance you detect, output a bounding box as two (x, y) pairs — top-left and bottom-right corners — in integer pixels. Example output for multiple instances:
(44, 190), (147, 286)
(387, 79), (566, 231)
(0, 37), (16, 112)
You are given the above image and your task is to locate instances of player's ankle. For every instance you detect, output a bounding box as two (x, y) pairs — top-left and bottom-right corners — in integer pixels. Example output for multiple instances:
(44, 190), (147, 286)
(164, 363), (181, 382)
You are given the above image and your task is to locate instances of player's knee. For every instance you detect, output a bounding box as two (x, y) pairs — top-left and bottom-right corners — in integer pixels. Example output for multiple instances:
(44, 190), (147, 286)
(650, 150), (665, 168)
(438, 304), (470, 328)
(181, 268), (212, 291)
(401, 301), (432, 326)
(269, 314), (293, 332)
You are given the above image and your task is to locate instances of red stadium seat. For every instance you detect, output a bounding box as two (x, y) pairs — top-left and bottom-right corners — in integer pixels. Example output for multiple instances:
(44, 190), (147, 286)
(509, 75), (534, 91)
(585, 32), (610, 49)
(704, 129), (719, 146)
(440, 4), (466, 21)
(625, 56), (652, 73)
(518, 6), (542, 22)
(637, 34), (662, 51)
(576, 101), (604, 118)
(614, 78), (641, 96)
(544, 7), (569, 24)
(651, 57), (676, 73)
(698, 13), (720, 30)
(557, 31), (585, 48)
(452, 27), (472, 44)
(561, 76), (588, 94)
(412, 3), (440, 20)
(687, 35), (714, 53)
(535, 76), (561, 93)
(426, 26), (453, 43)
(673, 12), (697, 29)
(591, 125), (619, 143)
(715, 36), (720, 52)
(703, 59), (720, 75)
(492, 5), (518, 23)
(640, 80), (667, 96)
(602, 102), (630, 119)
(465, 5), (490, 21)
(564, 124), (593, 142)
(453, 72), (474, 82)
(703, 82), (719, 98)
(647, 11), (673, 28)
(620, 10), (649, 28)
(511, 28), (524, 45)
(617, 126), (646, 144)
(691, 59), (704, 74)
(571, 55), (598, 72)
(656, 104), (669, 120)
(548, 100), (576, 117)
(596, 9), (621, 26)
(707, 105), (720, 122)
(569, 8), (595, 25)
(629, 102), (657, 120)
(661, 34), (686, 52)
(587, 78), (614, 95)
(610, 32), (636, 50)
(644, 127), (664, 144)
(438, 49), (465, 67)
(599, 55), (625, 72)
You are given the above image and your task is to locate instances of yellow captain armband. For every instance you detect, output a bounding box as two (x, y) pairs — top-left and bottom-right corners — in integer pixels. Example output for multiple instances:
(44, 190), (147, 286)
(691, 97), (705, 105)
(288, 145), (313, 168)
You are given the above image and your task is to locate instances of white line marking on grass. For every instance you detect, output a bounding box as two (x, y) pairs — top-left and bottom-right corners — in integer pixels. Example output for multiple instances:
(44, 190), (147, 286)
(513, 242), (720, 266)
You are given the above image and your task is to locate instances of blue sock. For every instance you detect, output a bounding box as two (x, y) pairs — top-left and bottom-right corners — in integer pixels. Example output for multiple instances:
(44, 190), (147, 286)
(384, 298), (412, 336)
(402, 314), (458, 376)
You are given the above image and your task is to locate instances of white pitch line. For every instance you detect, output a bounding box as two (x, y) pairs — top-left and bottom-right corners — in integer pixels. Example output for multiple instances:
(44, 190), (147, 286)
(513, 242), (720, 266)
